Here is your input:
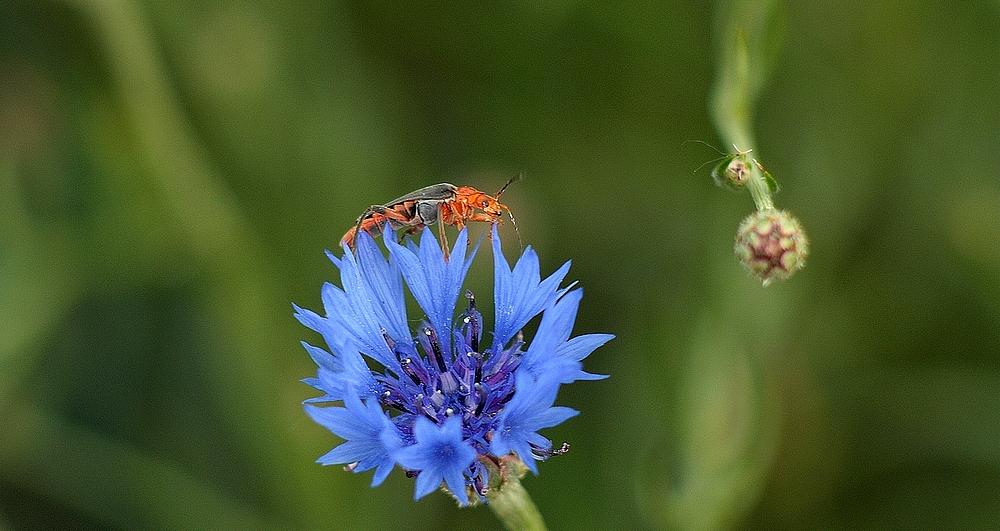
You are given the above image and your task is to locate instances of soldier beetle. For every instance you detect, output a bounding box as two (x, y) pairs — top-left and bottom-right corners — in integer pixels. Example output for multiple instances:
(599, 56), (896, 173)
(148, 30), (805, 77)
(341, 174), (521, 256)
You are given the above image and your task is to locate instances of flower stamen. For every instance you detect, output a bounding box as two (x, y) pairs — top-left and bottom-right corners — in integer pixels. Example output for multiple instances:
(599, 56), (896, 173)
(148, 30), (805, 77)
(465, 290), (480, 353)
(423, 326), (448, 373)
(400, 358), (423, 386)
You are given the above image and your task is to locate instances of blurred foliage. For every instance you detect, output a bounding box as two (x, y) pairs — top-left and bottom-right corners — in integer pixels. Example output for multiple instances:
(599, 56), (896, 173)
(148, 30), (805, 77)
(2, 1), (1000, 530)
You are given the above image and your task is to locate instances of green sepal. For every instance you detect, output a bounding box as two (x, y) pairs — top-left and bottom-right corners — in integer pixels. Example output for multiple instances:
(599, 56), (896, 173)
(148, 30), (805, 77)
(762, 167), (779, 194)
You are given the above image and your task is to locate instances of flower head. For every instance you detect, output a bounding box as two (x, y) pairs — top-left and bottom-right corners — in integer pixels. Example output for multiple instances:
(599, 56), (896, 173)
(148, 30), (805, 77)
(734, 208), (809, 286)
(297, 225), (610, 505)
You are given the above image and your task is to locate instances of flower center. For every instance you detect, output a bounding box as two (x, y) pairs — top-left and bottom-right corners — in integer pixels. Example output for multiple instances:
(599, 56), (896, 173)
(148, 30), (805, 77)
(377, 291), (521, 438)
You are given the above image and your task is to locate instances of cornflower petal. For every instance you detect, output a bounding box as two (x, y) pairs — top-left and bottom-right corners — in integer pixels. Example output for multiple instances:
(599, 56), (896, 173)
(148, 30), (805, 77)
(295, 298), (375, 375)
(305, 390), (403, 487)
(522, 289), (611, 383)
(316, 280), (401, 372)
(295, 288), (384, 400)
(320, 234), (408, 371)
(338, 229), (410, 340)
(385, 228), (477, 354)
(302, 340), (342, 374)
(300, 341), (381, 402)
(521, 288), (581, 373)
(490, 372), (579, 474)
(292, 303), (332, 345)
(300, 341), (344, 400)
(491, 224), (571, 353)
(554, 334), (613, 381)
(394, 416), (476, 506)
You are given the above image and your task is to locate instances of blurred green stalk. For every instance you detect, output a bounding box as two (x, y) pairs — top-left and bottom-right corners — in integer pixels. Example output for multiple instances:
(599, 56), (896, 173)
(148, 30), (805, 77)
(50, 0), (324, 526)
(710, 0), (784, 212)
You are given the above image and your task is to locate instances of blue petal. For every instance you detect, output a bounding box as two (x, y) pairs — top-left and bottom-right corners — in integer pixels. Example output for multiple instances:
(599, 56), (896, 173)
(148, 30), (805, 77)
(490, 372), (579, 474)
(519, 289), (611, 383)
(554, 334), (612, 381)
(385, 228), (478, 355)
(302, 342), (382, 402)
(293, 303), (326, 337)
(305, 391), (403, 487)
(302, 340), (342, 373)
(556, 333), (614, 363)
(492, 224), (570, 353)
(318, 232), (408, 371)
(300, 341), (346, 401)
(294, 302), (350, 359)
(394, 416), (476, 506)
(522, 289), (582, 371)
(348, 230), (411, 340)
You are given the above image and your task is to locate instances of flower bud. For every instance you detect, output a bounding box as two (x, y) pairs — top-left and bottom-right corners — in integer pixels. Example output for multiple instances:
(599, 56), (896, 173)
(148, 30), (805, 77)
(734, 209), (809, 285)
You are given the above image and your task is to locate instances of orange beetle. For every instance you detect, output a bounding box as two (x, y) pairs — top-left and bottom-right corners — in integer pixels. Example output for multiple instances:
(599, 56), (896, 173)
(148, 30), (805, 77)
(342, 175), (519, 254)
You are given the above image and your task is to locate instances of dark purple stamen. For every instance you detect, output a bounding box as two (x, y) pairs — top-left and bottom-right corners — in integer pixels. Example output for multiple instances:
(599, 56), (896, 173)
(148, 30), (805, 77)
(473, 383), (488, 416)
(531, 441), (570, 458)
(483, 339), (523, 376)
(413, 393), (439, 423)
(380, 389), (413, 414)
(381, 328), (394, 348)
(465, 290), (480, 352)
(484, 357), (520, 386)
(497, 388), (516, 406)
(400, 358), (423, 386)
(473, 353), (483, 385)
(424, 326), (448, 373)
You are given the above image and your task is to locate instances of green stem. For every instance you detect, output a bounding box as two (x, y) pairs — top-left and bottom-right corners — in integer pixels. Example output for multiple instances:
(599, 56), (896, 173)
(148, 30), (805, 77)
(745, 156), (774, 212)
(485, 471), (548, 531)
(710, 0), (784, 212)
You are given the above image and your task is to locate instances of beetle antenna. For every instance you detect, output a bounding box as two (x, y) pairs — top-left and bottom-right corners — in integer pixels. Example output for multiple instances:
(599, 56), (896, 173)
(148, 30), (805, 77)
(683, 139), (726, 156)
(690, 143), (754, 174)
(504, 206), (523, 253)
(495, 171), (522, 199)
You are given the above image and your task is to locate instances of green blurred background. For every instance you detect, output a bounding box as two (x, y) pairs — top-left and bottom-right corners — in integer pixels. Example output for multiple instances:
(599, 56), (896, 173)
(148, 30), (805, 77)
(3, 1), (1000, 530)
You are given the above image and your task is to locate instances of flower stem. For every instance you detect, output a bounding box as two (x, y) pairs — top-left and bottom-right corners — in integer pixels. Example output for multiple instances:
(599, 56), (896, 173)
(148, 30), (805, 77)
(709, 0), (785, 212)
(485, 469), (548, 531)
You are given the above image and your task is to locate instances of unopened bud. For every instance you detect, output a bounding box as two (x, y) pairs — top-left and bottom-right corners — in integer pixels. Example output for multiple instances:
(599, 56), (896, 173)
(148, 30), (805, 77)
(734, 209), (809, 286)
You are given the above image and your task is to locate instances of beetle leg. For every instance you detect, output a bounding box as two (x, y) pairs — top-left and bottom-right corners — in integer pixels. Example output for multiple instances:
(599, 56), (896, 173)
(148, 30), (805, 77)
(437, 203), (451, 259)
(438, 218), (450, 259)
(344, 206), (381, 250)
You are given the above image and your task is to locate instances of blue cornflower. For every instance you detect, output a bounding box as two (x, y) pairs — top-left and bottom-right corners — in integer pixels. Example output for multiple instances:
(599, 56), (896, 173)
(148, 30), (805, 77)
(296, 225), (611, 505)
